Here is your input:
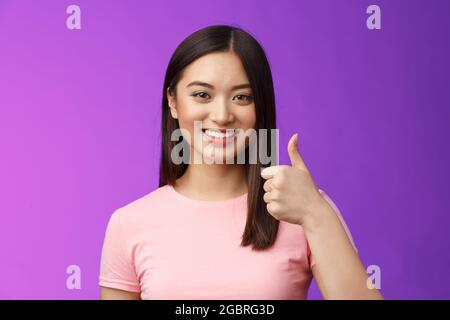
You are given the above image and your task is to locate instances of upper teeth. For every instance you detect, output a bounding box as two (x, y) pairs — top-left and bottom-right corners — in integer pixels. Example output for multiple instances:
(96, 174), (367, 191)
(204, 129), (235, 138)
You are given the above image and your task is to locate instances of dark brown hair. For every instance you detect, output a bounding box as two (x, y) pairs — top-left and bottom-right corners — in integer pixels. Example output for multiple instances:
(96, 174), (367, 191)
(159, 25), (279, 250)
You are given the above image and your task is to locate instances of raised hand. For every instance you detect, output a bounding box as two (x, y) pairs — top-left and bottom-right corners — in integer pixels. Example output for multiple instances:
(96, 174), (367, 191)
(261, 133), (326, 225)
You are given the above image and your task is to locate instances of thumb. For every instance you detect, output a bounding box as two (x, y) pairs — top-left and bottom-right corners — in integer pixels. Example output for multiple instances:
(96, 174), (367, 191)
(288, 133), (308, 171)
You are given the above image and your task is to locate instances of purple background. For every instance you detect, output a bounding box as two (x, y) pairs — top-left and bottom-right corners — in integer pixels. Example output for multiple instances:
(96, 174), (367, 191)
(1, 0), (449, 299)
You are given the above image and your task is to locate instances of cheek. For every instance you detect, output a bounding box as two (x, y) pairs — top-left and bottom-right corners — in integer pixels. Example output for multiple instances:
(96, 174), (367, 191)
(236, 108), (256, 149)
(238, 107), (256, 129)
(176, 101), (207, 129)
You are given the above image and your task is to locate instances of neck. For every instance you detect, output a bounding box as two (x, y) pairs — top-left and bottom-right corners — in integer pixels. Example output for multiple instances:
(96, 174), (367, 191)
(174, 163), (248, 201)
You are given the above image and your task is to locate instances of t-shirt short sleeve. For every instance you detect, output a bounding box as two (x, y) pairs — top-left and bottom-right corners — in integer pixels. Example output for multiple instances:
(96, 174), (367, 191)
(307, 189), (358, 269)
(99, 209), (141, 293)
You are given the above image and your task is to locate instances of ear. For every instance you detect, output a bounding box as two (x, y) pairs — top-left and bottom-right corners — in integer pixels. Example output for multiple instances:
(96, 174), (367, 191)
(166, 87), (178, 119)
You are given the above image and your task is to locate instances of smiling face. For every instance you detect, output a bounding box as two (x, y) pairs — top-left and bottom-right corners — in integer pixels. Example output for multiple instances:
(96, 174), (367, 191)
(167, 50), (257, 164)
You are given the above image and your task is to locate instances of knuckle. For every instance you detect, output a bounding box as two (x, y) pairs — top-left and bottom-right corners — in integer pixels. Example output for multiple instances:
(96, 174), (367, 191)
(272, 179), (281, 189)
(271, 189), (280, 200)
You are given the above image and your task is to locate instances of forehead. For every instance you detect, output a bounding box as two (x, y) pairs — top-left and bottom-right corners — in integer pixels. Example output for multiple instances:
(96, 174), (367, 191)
(179, 51), (250, 89)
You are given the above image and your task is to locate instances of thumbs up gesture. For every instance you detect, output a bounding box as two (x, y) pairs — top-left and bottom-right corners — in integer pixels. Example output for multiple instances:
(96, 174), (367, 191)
(260, 133), (326, 226)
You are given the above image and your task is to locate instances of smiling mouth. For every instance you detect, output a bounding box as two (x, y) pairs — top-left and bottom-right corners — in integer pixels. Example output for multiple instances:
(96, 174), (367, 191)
(201, 129), (240, 146)
(202, 128), (238, 139)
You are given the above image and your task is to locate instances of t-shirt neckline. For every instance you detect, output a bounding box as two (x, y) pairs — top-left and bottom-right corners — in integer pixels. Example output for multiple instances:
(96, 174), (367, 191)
(166, 184), (248, 205)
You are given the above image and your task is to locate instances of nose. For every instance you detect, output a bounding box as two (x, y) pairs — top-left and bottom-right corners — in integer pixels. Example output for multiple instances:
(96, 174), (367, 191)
(209, 97), (234, 125)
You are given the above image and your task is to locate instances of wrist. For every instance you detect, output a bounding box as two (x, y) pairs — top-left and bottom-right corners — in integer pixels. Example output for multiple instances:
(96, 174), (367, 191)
(301, 196), (335, 234)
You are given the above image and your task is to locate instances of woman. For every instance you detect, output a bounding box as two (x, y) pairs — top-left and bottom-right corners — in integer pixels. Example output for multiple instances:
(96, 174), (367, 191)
(99, 25), (383, 300)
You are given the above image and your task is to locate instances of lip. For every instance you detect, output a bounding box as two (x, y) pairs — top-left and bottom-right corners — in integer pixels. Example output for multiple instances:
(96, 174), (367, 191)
(202, 128), (237, 146)
(202, 128), (236, 133)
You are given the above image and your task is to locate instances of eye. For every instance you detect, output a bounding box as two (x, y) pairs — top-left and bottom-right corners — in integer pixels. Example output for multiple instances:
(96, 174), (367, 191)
(233, 94), (253, 102)
(191, 92), (210, 99)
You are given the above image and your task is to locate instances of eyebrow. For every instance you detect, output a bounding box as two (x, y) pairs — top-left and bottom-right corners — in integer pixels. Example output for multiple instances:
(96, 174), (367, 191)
(186, 81), (251, 91)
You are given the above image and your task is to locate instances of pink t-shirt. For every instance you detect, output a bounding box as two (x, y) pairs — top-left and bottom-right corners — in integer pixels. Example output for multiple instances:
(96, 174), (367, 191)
(99, 184), (357, 299)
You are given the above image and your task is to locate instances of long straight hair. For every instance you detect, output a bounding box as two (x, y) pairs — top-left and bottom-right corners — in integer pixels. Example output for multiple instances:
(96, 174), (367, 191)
(159, 25), (278, 250)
